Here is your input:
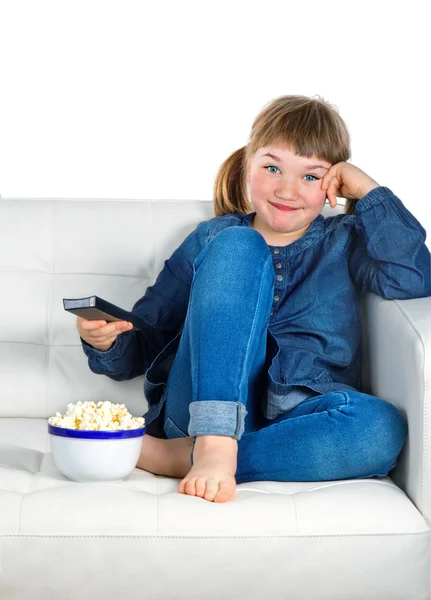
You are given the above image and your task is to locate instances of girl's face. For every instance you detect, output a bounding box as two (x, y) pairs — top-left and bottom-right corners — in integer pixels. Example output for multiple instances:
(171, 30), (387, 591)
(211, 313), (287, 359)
(246, 144), (332, 245)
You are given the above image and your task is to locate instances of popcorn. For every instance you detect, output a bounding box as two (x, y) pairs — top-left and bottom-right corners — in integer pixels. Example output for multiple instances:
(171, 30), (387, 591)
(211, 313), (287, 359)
(48, 401), (145, 431)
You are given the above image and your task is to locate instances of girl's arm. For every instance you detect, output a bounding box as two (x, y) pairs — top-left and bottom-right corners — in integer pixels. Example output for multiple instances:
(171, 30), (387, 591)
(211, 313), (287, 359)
(80, 220), (210, 380)
(348, 186), (430, 299)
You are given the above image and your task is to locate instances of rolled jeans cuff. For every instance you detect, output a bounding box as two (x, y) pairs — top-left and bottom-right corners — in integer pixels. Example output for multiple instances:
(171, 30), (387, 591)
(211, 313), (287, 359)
(188, 400), (248, 440)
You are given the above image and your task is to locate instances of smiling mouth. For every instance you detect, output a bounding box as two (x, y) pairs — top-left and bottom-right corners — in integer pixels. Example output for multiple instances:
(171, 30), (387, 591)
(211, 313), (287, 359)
(270, 202), (299, 212)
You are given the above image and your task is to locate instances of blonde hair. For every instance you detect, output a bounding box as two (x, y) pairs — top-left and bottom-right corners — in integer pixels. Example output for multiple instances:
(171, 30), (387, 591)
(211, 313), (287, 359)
(213, 94), (355, 217)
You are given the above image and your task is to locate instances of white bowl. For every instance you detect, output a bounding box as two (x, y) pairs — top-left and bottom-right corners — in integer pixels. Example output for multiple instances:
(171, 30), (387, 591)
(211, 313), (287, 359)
(48, 423), (146, 482)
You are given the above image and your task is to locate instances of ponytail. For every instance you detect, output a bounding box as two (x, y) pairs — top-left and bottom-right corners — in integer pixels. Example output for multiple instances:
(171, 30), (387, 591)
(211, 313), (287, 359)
(213, 146), (252, 217)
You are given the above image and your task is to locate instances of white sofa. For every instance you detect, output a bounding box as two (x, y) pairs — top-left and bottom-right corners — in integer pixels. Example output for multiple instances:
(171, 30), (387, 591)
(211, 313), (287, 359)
(0, 196), (430, 600)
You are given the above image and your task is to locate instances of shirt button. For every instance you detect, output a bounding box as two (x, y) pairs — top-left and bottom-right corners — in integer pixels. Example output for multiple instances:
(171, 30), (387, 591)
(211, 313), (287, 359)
(273, 248), (280, 254)
(276, 275), (283, 281)
(276, 262), (282, 269)
(270, 310), (274, 315)
(273, 295), (280, 302)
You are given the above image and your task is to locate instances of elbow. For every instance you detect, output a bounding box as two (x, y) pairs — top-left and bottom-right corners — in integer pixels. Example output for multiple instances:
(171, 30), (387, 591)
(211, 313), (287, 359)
(377, 269), (430, 300)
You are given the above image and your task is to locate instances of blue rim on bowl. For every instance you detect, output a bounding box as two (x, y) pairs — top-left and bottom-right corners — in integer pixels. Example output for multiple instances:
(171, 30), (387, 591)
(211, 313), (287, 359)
(48, 423), (146, 439)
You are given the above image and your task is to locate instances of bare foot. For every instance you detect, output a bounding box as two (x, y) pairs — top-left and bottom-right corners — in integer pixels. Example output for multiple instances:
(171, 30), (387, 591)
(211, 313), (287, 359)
(178, 435), (238, 503)
(136, 434), (195, 478)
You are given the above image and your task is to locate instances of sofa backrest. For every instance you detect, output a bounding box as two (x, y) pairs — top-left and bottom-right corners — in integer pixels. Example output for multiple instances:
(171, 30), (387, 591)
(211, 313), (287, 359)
(0, 198), (366, 420)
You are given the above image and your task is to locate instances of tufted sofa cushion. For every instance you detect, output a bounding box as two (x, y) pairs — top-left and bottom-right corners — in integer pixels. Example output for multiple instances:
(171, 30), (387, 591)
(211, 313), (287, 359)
(0, 198), (430, 600)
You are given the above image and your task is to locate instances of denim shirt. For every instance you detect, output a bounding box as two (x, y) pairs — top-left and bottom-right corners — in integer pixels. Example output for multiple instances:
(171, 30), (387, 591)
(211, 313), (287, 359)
(81, 186), (430, 423)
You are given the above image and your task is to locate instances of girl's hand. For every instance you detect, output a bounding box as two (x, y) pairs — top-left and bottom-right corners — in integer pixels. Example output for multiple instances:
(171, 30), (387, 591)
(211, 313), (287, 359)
(77, 316), (133, 352)
(321, 162), (380, 208)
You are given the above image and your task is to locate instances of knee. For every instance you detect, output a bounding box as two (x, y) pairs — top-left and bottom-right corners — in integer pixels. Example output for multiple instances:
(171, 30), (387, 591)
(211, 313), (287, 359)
(378, 400), (408, 459)
(208, 226), (269, 257)
(355, 395), (408, 466)
(194, 226), (272, 273)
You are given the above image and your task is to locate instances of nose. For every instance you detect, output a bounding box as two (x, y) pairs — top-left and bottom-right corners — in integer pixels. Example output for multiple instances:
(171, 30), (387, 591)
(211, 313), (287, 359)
(275, 179), (299, 202)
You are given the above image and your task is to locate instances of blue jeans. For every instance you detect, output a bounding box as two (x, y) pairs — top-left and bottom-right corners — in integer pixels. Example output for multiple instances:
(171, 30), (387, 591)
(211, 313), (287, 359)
(152, 227), (407, 484)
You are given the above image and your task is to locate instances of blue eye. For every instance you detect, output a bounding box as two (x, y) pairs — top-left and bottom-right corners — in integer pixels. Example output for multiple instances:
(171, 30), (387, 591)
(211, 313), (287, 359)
(265, 166), (318, 181)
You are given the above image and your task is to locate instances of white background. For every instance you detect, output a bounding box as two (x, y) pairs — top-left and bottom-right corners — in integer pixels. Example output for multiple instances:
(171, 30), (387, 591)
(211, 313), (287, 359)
(0, 0), (430, 238)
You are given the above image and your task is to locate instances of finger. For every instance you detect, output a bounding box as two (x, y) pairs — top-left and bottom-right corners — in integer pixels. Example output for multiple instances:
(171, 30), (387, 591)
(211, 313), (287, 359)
(93, 327), (125, 343)
(81, 319), (108, 330)
(94, 333), (117, 345)
(97, 321), (132, 337)
(321, 166), (337, 191)
(326, 179), (334, 208)
(322, 174), (337, 195)
(326, 177), (339, 207)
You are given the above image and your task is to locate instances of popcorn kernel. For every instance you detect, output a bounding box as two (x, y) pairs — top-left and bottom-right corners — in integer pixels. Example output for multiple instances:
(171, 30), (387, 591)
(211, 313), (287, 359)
(48, 401), (145, 431)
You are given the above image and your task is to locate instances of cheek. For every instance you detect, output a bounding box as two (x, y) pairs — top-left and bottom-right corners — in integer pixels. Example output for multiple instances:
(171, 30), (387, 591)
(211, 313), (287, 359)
(309, 187), (326, 204)
(250, 172), (269, 193)
(303, 191), (326, 214)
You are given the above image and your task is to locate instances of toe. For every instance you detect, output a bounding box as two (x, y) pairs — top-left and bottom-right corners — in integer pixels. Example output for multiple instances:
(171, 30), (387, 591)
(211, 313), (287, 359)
(214, 479), (236, 503)
(178, 478), (187, 494)
(203, 478), (219, 502)
(195, 477), (207, 497)
(184, 477), (198, 496)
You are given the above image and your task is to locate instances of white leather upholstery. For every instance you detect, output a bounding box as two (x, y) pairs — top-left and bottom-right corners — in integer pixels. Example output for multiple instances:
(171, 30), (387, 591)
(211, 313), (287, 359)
(0, 198), (430, 600)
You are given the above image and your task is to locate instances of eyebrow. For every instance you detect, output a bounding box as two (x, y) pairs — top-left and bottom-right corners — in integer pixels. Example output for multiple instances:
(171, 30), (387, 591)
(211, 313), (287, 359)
(261, 153), (329, 170)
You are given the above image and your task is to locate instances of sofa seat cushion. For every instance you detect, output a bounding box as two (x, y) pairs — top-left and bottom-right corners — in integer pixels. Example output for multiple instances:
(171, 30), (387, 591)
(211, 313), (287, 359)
(1, 418), (430, 600)
(1, 417), (428, 535)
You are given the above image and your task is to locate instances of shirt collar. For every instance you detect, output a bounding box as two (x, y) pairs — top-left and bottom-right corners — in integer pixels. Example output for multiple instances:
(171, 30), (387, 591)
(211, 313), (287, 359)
(240, 211), (325, 256)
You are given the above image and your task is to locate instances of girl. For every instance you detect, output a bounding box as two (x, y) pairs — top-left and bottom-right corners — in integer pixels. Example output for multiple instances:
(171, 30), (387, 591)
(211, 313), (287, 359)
(78, 94), (430, 504)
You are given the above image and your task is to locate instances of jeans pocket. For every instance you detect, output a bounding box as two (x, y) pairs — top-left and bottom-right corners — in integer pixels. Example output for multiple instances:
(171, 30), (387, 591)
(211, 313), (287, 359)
(164, 416), (188, 439)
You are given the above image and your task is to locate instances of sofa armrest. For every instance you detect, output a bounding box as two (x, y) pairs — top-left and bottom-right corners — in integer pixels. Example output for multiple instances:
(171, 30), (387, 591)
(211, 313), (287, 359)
(361, 292), (431, 522)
